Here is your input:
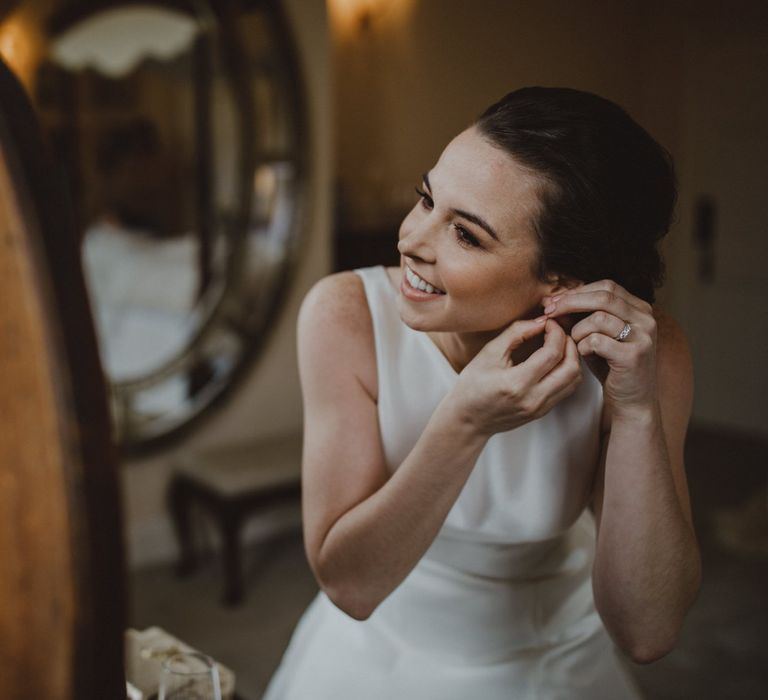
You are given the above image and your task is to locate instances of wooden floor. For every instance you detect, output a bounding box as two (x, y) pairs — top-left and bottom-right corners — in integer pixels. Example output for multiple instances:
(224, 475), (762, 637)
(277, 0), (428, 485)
(131, 426), (768, 699)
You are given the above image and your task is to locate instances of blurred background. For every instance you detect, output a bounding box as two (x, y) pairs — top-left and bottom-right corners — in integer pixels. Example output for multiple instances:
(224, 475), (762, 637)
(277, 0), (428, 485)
(0, 0), (766, 698)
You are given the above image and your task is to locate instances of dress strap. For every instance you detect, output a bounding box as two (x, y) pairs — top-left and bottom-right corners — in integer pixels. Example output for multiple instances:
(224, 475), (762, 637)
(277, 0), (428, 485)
(353, 266), (402, 386)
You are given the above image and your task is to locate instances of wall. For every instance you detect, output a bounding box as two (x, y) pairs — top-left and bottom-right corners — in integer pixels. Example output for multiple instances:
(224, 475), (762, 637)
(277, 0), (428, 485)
(122, 0), (332, 568)
(334, 0), (648, 229)
(670, 3), (768, 436)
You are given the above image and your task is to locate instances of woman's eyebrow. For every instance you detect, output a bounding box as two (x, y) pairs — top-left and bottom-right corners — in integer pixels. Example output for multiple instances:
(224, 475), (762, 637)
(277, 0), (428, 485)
(422, 171), (499, 242)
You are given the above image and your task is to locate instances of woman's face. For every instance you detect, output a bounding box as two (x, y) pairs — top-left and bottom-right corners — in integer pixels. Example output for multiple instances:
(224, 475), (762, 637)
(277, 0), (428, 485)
(396, 127), (561, 334)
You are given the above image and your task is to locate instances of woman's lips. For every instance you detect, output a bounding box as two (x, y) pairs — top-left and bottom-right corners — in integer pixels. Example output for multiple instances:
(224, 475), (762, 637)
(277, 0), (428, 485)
(404, 265), (445, 293)
(401, 271), (445, 301)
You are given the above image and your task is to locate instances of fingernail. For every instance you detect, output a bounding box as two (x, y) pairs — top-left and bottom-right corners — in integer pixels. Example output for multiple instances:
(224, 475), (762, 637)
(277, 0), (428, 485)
(534, 315), (546, 323)
(544, 303), (556, 314)
(551, 295), (563, 303)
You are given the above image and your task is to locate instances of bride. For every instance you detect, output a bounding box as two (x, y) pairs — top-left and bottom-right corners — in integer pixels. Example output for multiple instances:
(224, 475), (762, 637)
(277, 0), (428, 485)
(264, 87), (701, 699)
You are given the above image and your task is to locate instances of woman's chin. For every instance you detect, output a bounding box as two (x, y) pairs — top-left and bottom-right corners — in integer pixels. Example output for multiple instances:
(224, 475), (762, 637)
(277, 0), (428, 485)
(399, 315), (438, 332)
(397, 307), (445, 332)
(398, 312), (492, 335)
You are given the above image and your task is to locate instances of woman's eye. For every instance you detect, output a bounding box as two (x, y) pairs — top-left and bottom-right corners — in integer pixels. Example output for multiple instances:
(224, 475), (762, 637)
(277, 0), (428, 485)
(454, 225), (480, 248)
(414, 186), (433, 210)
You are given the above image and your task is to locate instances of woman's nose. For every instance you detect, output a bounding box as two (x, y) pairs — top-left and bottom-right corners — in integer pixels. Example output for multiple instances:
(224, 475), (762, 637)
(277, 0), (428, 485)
(398, 210), (436, 262)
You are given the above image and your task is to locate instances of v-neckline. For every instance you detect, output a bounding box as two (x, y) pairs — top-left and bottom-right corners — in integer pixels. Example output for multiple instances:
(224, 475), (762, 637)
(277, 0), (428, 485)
(380, 266), (461, 377)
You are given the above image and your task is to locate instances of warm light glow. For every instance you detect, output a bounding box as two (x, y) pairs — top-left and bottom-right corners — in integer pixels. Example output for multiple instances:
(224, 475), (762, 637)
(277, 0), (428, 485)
(0, 0), (49, 94)
(0, 17), (32, 84)
(327, 0), (414, 37)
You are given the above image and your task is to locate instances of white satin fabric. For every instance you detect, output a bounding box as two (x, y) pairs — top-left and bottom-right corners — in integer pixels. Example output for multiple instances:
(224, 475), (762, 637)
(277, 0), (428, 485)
(264, 266), (642, 699)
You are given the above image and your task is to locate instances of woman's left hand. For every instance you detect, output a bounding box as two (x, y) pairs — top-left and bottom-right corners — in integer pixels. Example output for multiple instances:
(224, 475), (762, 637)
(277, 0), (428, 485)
(542, 280), (657, 419)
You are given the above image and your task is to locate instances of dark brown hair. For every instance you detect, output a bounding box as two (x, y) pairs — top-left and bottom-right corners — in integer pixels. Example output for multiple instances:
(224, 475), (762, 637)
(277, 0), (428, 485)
(476, 87), (677, 303)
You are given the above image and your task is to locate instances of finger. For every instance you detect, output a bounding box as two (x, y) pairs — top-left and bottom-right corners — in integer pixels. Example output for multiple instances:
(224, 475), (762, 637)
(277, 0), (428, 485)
(540, 374), (583, 413)
(523, 337), (583, 417)
(483, 316), (548, 360)
(576, 331), (626, 362)
(512, 319), (566, 381)
(544, 289), (638, 324)
(570, 310), (627, 344)
(544, 280), (650, 314)
(534, 333), (582, 397)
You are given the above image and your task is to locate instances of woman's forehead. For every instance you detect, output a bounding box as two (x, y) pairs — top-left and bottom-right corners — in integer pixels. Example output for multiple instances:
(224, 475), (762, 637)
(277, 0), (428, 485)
(430, 128), (543, 239)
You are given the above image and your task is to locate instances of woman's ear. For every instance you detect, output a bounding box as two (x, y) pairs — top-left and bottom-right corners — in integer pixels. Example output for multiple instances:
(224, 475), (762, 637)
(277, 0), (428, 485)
(544, 275), (582, 297)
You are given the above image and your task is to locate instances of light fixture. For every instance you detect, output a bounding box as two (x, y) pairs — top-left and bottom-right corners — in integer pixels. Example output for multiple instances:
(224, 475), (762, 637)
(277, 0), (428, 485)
(327, 0), (413, 37)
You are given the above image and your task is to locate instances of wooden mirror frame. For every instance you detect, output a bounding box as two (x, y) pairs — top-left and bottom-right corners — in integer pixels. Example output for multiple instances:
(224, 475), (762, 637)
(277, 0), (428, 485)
(0, 56), (126, 698)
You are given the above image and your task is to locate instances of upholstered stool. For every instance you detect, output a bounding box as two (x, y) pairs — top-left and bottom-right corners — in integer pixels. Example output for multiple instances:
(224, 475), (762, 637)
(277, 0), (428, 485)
(167, 433), (302, 605)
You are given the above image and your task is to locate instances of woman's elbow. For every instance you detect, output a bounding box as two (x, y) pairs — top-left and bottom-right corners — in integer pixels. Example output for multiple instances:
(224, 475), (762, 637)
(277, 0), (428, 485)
(310, 553), (380, 620)
(622, 633), (679, 665)
(601, 604), (688, 665)
(308, 541), (388, 621)
(320, 579), (378, 621)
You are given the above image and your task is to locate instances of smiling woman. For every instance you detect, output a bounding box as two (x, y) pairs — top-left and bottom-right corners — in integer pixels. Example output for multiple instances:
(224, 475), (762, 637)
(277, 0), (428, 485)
(263, 87), (699, 699)
(395, 128), (550, 358)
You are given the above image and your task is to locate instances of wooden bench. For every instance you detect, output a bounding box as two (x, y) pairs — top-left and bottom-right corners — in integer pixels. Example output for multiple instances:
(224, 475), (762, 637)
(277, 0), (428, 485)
(166, 433), (302, 605)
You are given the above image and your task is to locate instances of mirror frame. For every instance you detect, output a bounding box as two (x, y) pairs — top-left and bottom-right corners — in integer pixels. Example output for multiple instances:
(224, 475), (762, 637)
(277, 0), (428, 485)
(0, 54), (126, 699)
(41, 0), (308, 456)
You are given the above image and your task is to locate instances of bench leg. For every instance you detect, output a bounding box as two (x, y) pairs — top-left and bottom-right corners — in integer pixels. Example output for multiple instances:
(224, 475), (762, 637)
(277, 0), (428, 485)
(221, 513), (245, 606)
(167, 477), (198, 577)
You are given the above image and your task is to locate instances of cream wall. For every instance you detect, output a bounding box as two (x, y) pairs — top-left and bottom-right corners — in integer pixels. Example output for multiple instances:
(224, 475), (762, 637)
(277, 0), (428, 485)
(122, 0), (332, 568)
(334, 0), (652, 229)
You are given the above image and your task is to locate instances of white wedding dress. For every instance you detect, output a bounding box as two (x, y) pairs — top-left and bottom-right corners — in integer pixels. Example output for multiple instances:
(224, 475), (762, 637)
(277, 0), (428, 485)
(263, 266), (642, 699)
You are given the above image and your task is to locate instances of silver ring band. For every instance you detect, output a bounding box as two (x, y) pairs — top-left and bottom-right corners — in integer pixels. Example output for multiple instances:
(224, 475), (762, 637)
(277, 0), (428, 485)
(614, 322), (632, 342)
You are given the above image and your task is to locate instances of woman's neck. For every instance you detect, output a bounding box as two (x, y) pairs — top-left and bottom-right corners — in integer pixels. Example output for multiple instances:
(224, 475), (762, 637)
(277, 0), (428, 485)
(428, 327), (544, 374)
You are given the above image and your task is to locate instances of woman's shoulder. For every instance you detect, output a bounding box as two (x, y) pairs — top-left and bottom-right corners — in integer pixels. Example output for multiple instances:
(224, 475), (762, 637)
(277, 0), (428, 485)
(299, 267), (400, 335)
(652, 307), (694, 402)
(652, 307), (692, 366)
(297, 270), (378, 397)
(300, 270), (369, 327)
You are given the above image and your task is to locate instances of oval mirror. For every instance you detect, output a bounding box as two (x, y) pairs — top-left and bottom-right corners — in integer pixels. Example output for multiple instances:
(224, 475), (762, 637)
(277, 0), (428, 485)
(7, 0), (306, 454)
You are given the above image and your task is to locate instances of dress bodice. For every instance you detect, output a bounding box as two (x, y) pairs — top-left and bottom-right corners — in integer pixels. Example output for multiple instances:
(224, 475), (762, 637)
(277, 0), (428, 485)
(359, 265), (604, 546)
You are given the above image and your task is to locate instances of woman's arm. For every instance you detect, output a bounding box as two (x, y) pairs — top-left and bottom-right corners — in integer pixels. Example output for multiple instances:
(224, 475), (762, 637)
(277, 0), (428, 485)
(543, 285), (701, 663)
(300, 273), (580, 620)
(590, 313), (700, 663)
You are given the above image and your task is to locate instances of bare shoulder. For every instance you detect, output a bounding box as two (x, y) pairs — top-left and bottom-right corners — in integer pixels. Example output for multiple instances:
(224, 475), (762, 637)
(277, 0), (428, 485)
(653, 307), (693, 380)
(298, 271), (377, 398)
(651, 307), (694, 450)
(653, 306), (687, 340)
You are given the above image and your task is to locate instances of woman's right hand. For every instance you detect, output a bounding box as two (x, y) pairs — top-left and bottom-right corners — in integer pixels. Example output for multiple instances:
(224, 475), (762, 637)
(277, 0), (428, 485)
(450, 318), (583, 436)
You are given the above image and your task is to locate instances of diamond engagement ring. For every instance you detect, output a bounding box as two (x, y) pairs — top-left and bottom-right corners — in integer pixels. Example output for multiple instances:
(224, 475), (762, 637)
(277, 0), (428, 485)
(614, 322), (632, 342)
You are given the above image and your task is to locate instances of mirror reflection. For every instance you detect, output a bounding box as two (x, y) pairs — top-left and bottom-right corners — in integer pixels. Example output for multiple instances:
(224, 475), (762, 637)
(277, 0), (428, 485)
(13, 0), (306, 451)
